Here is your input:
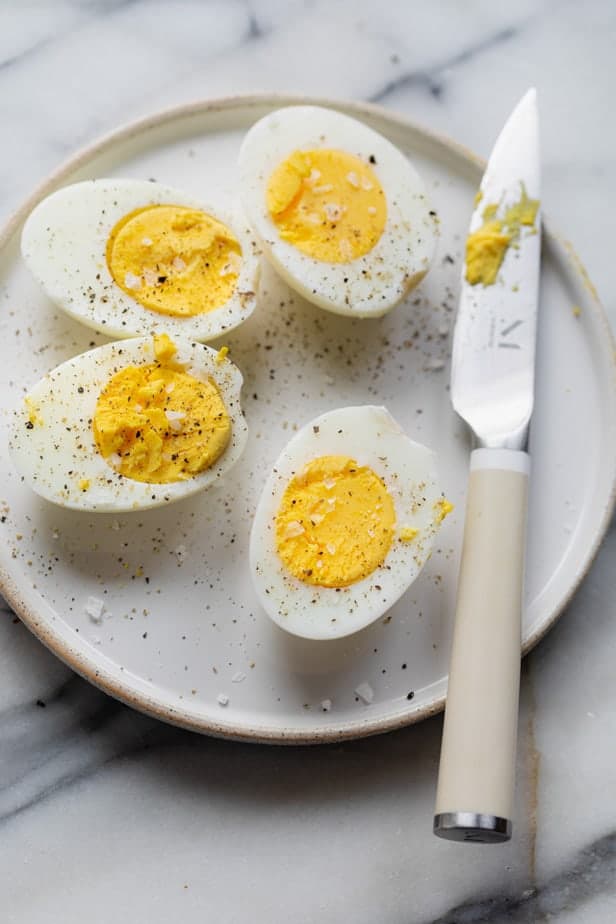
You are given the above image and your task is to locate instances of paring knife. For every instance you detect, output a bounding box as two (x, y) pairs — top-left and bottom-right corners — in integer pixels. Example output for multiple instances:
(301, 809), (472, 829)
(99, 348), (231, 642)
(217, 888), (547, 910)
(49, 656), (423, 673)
(433, 89), (541, 844)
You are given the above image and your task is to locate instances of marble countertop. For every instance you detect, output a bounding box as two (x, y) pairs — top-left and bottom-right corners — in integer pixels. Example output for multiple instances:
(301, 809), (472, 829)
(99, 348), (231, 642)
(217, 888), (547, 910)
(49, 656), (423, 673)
(1, 1), (615, 921)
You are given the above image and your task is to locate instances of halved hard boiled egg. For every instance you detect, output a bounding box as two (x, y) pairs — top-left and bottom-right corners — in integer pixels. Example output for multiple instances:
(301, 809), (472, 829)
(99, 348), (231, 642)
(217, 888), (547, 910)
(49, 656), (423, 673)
(21, 179), (260, 341)
(9, 334), (247, 512)
(239, 106), (437, 318)
(250, 406), (451, 640)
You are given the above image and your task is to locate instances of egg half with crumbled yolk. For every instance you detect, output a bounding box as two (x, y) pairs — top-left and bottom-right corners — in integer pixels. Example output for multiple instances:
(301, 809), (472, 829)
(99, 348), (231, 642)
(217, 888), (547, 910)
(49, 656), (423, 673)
(239, 105), (437, 318)
(8, 334), (248, 512)
(250, 406), (451, 640)
(21, 179), (260, 342)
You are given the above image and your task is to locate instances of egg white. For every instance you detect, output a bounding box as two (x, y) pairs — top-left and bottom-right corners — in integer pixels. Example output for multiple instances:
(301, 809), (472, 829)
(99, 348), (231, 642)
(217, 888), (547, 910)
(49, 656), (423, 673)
(238, 105), (437, 318)
(9, 337), (248, 513)
(21, 179), (260, 342)
(250, 406), (442, 640)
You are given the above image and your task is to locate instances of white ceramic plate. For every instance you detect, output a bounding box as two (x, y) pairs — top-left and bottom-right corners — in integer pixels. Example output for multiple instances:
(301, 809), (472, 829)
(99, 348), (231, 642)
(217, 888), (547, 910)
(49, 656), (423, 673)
(0, 97), (614, 743)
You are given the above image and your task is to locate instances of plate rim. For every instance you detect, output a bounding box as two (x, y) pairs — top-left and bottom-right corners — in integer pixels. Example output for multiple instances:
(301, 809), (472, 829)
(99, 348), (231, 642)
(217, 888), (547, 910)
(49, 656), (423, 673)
(1, 93), (614, 744)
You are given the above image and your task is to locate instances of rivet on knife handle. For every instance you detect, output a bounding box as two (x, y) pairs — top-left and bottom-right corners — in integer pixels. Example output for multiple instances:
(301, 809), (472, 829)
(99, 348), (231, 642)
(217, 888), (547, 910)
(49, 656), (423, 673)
(434, 448), (528, 843)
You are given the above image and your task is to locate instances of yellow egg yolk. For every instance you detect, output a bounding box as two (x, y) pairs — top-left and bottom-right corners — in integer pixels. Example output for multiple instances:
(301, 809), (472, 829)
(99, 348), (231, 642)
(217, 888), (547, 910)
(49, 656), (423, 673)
(266, 149), (386, 263)
(274, 455), (396, 588)
(92, 336), (231, 484)
(106, 205), (242, 317)
(434, 498), (454, 523)
(25, 396), (42, 427)
(465, 184), (539, 286)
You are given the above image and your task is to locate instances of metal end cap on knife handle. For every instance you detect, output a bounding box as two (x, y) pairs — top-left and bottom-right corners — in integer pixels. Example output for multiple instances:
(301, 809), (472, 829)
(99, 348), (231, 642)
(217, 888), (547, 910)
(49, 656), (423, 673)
(433, 812), (512, 843)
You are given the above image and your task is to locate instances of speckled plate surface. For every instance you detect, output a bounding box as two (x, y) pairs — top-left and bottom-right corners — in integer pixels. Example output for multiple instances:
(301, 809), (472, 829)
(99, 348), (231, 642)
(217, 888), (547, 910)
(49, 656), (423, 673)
(0, 96), (614, 743)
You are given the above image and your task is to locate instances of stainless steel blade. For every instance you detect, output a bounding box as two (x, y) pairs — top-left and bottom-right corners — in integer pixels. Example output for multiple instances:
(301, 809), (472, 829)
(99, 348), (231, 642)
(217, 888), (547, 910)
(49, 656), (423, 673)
(451, 89), (541, 450)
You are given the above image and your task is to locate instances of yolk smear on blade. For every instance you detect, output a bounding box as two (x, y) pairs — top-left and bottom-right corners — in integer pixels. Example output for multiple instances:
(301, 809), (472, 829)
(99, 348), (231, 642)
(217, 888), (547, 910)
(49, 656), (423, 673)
(274, 454), (396, 588)
(93, 336), (231, 484)
(106, 205), (242, 317)
(266, 149), (387, 263)
(465, 221), (512, 286)
(434, 498), (454, 523)
(465, 184), (539, 286)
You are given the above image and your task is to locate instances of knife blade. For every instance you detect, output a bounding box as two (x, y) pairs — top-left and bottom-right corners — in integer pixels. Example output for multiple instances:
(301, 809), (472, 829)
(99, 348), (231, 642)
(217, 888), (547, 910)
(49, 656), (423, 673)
(433, 88), (541, 844)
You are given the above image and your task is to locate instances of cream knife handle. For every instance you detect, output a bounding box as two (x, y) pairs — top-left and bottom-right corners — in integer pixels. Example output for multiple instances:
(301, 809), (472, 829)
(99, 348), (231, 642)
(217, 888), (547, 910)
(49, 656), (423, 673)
(433, 448), (529, 843)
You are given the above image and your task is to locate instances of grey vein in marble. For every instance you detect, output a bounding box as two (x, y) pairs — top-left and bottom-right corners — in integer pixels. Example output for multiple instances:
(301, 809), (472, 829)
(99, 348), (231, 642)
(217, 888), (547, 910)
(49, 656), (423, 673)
(430, 833), (616, 923)
(370, 24), (520, 103)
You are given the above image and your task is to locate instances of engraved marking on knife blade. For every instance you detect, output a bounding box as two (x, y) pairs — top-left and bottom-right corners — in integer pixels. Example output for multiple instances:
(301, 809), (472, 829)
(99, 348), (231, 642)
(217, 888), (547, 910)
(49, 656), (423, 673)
(501, 319), (523, 338)
(498, 318), (523, 349)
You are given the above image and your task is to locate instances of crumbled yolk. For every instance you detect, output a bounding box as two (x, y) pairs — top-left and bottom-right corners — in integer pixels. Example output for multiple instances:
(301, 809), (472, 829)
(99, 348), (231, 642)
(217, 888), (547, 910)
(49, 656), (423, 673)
(106, 205), (242, 317)
(215, 345), (229, 365)
(465, 184), (539, 286)
(434, 498), (454, 523)
(399, 526), (419, 543)
(153, 331), (178, 363)
(274, 455), (396, 588)
(79, 479), (90, 492)
(266, 149), (386, 263)
(93, 335), (231, 484)
(25, 397), (43, 427)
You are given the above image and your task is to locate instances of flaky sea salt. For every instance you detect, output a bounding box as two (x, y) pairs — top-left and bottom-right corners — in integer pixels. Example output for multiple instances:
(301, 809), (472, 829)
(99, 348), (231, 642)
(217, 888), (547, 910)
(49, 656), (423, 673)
(355, 682), (374, 705)
(84, 595), (105, 625)
(124, 272), (141, 290)
(323, 203), (343, 222)
(143, 268), (159, 286)
(338, 239), (353, 261)
(165, 409), (185, 431)
(321, 699), (332, 712)
(217, 693), (229, 706)
(232, 671), (246, 684)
